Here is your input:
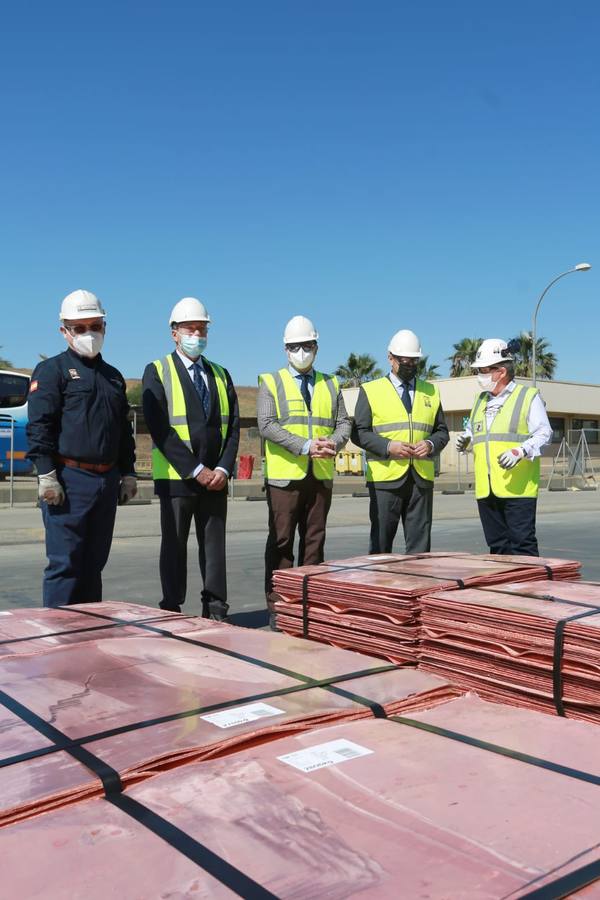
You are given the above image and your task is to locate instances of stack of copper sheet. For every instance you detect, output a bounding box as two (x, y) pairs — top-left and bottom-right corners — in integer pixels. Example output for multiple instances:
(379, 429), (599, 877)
(0, 601), (207, 659)
(3, 695), (600, 898)
(0, 605), (461, 826)
(272, 553), (580, 662)
(420, 578), (600, 722)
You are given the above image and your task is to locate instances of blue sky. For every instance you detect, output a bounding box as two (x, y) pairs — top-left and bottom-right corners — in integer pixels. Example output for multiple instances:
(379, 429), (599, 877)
(1, 1), (597, 384)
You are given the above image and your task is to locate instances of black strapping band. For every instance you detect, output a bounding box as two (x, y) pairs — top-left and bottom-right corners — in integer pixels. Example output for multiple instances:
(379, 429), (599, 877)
(388, 714), (600, 899)
(352, 564), (467, 589)
(518, 857), (600, 899)
(0, 662), (396, 769)
(0, 691), (278, 897)
(0, 613), (197, 648)
(0, 687), (122, 797)
(281, 552), (567, 638)
(552, 608), (600, 717)
(476, 585), (600, 611)
(294, 562), (467, 640)
(108, 794), (279, 899)
(57, 604), (394, 699)
(453, 586), (600, 718)
(302, 573), (310, 638)
(389, 715), (600, 787)
(0, 632), (393, 894)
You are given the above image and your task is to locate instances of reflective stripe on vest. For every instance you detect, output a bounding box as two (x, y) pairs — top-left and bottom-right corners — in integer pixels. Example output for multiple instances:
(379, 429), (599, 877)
(152, 355), (230, 481)
(258, 368), (339, 481)
(361, 377), (440, 483)
(471, 384), (540, 499)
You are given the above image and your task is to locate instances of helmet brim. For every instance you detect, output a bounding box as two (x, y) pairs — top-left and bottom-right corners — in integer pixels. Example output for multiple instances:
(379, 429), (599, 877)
(60, 312), (106, 321)
(388, 348), (422, 358)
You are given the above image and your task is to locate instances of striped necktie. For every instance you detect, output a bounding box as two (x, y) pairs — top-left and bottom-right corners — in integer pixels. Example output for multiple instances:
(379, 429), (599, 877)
(299, 373), (311, 411)
(192, 362), (210, 417)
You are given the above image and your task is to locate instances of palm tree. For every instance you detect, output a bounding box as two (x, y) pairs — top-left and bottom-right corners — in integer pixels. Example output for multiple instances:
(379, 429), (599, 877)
(448, 338), (483, 377)
(0, 347), (12, 369)
(126, 382), (143, 406)
(511, 332), (557, 379)
(335, 353), (383, 387)
(416, 356), (440, 380)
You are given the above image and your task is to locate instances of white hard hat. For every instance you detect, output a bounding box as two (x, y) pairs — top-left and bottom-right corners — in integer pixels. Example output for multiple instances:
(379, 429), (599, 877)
(472, 338), (513, 369)
(388, 329), (422, 358)
(169, 297), (211, 327)
(60, 289), (105, 321)
(283, 315), (319, 345)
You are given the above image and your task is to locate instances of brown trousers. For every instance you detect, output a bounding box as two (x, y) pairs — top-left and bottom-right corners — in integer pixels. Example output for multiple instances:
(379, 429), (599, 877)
(265, 471), (332, 606)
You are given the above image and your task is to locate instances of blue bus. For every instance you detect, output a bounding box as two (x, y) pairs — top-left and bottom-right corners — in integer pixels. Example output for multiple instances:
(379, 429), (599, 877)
(0, 370), (34, 477)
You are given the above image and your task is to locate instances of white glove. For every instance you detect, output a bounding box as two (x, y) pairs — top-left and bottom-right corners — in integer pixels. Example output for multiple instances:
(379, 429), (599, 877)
(119, 475), (138, 505)
(498, 447), (525, 469)
(38, 470), (65, 506)
(455, 432), (471, 452)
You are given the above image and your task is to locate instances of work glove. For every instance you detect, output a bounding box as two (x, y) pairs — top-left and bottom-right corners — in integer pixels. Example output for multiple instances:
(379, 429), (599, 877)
(38, 470), (65, 506)
(119, 475), (138, 505)
(455, 433), (471, 452)
(497, 447), (525, 470)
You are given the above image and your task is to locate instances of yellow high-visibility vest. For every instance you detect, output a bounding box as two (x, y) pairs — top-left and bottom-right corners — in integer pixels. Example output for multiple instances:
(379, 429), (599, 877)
(152, 354), (230, 481)
(361, 377), (440, 483)
(471, 384), (540, 499)
(258, 368), (339, 481)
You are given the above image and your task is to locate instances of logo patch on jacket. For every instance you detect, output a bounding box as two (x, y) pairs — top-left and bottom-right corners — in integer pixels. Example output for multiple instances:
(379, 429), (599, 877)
(68, 368), (81, 380)
(29, 380), (38, 393)
(424, 398), (432, 407)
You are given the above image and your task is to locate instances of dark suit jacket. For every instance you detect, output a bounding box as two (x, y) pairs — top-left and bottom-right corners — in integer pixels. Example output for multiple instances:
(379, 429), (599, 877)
(351, 375), (449, 489)
(142, 351), (240, 497)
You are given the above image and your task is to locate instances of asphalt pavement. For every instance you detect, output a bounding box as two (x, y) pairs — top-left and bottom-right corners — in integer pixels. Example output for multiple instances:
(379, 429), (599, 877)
(1, 491), (599, 623)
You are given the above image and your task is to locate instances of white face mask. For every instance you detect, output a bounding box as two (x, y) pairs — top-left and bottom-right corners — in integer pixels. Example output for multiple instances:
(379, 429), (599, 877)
(179, 334), (207, 359)
(72, 331), (104, 358)
(288, 348), (316, 373)
(477, 373), (495, 392)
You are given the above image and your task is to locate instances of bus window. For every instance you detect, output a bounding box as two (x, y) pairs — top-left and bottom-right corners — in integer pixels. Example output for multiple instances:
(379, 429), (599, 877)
(0, 373), (29, 408)
(0, 370), (34, 477)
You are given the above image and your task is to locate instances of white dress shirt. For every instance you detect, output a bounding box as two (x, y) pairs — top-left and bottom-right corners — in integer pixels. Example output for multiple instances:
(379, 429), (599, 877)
(464, 380), (553, 459)
(389, 371), (415, 403)
(288, 365), (315, 456)
(177, 348), (208, 388)
(388, 371), (433, 452)
(175, 349), (228, 478)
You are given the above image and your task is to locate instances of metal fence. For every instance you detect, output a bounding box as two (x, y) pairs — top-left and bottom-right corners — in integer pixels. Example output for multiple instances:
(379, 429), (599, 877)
(568, 429), (600, 457)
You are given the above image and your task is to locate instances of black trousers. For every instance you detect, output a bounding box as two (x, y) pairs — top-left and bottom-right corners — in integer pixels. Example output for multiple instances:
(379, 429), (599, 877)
(159, 490), (228, 617)
(368, 472), (434, 554)
(477, 494), (539, 556)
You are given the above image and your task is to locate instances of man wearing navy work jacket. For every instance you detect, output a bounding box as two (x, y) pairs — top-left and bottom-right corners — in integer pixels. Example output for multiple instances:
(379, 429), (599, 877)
(27, 289), (137, 608)
(142, 297), (239, 620)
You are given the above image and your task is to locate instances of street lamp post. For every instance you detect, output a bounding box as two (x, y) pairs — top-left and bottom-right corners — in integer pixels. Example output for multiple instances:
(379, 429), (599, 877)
(531, 263), (592, 386)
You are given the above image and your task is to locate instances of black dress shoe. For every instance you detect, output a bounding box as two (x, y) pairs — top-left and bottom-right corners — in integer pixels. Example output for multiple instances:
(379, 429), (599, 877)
(202, 607), (229, 623)
(159, 601), (182, 614)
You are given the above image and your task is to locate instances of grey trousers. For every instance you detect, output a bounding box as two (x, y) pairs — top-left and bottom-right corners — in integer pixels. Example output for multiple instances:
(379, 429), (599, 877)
(158, 491), (228, 617)
(368, 474), (434, 554)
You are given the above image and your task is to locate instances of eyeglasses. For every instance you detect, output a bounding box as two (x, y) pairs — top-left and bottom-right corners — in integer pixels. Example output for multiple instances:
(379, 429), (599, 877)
(65, 322), (104, 335)
(286, 341), (317, 352)
(175, 323), (208, 335)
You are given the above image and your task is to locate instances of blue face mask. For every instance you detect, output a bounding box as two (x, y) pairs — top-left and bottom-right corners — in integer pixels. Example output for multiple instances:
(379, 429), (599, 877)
(179, 335), (207, 358)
